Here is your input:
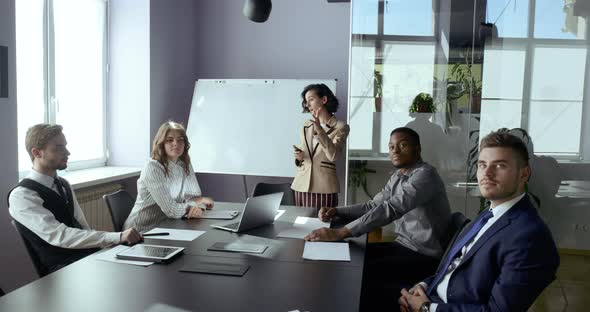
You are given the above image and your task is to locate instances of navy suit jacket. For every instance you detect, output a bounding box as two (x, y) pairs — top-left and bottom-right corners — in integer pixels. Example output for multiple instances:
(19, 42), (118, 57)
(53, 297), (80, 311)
(424, 195), (559, 311)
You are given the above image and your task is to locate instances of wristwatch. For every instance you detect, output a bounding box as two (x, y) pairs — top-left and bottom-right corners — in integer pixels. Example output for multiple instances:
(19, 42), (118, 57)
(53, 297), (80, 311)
(419, 302), (431, 312)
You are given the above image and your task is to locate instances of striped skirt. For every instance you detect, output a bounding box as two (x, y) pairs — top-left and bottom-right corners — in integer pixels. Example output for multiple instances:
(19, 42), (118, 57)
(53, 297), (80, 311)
(294, 191), (338, 208)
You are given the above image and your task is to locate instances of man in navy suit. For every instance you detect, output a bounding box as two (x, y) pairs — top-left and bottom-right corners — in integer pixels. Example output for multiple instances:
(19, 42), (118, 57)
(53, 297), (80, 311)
(399, 131), (559, 312)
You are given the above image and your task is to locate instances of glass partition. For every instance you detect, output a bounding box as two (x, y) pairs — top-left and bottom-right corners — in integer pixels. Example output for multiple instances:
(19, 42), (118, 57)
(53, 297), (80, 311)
(347, 0), (589, 308)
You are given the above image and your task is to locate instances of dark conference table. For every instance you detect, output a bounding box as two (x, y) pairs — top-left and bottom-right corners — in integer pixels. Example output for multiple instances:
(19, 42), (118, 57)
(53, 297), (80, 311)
(0, 203), (367, 312)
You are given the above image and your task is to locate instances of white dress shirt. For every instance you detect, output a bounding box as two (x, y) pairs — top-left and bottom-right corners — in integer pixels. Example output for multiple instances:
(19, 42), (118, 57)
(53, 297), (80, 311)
(427, 193), (526, 311)
(312, 123), (330, 147)
(8, 169), (121, 249)
(123, 159), (202, 232)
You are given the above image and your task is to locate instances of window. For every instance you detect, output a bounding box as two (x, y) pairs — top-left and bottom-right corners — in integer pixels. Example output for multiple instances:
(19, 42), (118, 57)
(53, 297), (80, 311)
(349, 0), (436, 156)
(480, 45), (526, 141)
(529, 46), (586, 155)
(352, 0), (378, 35)
(384, 0), (434, 36)
(380, 42), (435, 153)
(534, 0), (587, 40)
(16, 0), (107, 173)
(349, 44), (376, 151)
(481, 0), (588, 158)
(487, 0), (529, 38)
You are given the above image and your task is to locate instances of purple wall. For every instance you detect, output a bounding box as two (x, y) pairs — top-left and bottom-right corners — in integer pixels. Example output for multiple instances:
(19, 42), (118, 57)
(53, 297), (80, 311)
(0, 0), (38, 292)
(187, 0), (352, 202)
(150, 0), (202, 140)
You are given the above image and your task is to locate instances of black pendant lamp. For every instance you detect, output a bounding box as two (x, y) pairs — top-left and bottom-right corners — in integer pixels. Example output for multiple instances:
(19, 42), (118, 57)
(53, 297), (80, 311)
(243, 0), (272, 23)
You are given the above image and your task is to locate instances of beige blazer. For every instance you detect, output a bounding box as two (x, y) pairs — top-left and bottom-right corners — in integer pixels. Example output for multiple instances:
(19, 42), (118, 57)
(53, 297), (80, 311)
(291, 116), (350, 194)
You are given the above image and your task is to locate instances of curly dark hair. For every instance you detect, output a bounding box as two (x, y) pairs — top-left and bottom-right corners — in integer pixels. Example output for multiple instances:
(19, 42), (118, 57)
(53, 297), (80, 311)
(300, 83), (339, 113)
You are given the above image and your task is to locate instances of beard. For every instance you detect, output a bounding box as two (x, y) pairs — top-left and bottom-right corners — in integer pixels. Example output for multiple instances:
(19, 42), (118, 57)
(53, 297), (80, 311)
(57, 163), (68, 170)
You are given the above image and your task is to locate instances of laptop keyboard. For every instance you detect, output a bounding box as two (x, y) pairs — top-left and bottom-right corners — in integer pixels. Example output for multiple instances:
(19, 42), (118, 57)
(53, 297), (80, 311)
(224, 222), (240, 230)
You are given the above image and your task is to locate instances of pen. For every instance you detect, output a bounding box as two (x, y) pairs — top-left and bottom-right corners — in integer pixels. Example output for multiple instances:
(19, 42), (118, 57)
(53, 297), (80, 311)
(142, 232), (170, 237)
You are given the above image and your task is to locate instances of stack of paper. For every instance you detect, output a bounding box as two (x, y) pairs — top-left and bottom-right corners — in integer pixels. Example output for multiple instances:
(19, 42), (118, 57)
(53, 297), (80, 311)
(302, 242), (350, 261)
(277, 216), (330, 239)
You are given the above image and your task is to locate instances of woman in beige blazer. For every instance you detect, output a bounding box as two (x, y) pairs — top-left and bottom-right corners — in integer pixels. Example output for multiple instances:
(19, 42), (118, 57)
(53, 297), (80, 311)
(291, 84), (350, 208)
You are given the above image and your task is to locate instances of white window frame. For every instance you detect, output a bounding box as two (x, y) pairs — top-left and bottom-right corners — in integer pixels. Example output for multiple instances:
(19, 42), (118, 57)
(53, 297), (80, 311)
(17, 0), (109, 176)
(489, 0), (589, 160)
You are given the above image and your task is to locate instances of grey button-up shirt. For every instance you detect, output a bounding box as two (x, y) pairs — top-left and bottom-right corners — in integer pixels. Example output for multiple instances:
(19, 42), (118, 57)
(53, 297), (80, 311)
(338, 161), (451, 258)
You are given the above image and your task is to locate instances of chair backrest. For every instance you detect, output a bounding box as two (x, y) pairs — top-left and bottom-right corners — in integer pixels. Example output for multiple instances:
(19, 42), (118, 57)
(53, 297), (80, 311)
(11, 220), (47, 277)
(103, 189), (135, 232)
(252, 182), (295, 206)
(442, 211), (470, 250)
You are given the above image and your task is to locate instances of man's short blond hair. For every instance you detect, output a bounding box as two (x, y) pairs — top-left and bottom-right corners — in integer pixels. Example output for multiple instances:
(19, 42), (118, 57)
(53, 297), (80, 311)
(25, 124), (64, 162)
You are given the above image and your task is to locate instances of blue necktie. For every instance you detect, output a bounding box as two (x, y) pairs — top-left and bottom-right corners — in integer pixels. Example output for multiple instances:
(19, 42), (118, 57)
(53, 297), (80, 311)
(427, 209), (494, 295)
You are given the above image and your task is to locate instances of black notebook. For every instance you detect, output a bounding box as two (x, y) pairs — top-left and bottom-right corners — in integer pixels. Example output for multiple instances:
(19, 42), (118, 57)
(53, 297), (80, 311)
(179, 261), (250, 277)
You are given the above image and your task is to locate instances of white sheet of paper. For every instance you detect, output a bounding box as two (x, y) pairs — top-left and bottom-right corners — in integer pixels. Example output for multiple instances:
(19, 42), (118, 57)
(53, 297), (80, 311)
(275, 209), (286, 221)
(277, 216), (330, 239)
(144, 228), (206, 241)
(93, 245), (154, 266)
(302, 242), (350, 261)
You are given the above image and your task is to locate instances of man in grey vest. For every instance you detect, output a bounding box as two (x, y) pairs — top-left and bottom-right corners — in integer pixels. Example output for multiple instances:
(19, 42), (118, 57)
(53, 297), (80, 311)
(8, 124), (142, 276)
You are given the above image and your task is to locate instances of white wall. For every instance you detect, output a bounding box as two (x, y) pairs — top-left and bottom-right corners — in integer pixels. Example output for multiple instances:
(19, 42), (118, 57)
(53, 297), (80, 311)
(107, 0), (151, 167)
(0, 0), (38, 293)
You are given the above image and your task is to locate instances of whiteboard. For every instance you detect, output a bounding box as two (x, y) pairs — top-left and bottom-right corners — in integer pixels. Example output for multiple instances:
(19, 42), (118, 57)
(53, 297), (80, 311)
(186, 79), (337, 177)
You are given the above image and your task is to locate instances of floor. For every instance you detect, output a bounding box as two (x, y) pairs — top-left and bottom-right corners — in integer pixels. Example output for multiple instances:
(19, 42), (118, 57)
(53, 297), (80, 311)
(529, 253), (590, 312)
(367, 231), (590, 312)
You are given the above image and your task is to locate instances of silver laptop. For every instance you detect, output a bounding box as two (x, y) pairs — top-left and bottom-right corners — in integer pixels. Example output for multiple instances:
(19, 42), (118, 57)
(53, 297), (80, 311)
(211, 192), (283, 233)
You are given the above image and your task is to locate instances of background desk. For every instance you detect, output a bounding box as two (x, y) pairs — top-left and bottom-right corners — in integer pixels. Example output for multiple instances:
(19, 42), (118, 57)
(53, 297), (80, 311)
(0, 203), (367, 312)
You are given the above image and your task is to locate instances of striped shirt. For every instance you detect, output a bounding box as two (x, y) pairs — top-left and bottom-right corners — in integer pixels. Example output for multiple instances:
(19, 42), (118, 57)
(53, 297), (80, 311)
(124, 159), (202, 232)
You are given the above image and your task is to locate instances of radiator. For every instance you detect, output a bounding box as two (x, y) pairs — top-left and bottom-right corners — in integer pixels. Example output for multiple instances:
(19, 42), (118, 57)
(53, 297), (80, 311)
(75, 183), (122, 232)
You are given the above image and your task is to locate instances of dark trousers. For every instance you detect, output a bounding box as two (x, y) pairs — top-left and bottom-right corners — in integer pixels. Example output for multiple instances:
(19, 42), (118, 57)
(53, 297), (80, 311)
(359, 242), (440, 312)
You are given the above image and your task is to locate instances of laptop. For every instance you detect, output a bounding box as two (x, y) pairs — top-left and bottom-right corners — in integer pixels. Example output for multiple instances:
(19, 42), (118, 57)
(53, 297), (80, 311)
(211, 192), (283, 233)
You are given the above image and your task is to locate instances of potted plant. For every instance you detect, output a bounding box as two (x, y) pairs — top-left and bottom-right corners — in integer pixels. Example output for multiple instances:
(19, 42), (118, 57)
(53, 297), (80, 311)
(373, 69), (383, 112)
(348, 160), (376, 200)
(450, 48), (483, 113)
(434, 75), (466, 127)
(409, 92), (436, 113)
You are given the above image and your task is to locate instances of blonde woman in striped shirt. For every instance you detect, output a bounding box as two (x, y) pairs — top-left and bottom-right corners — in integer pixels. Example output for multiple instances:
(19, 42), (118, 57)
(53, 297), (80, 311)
(124, 121), (214, 232)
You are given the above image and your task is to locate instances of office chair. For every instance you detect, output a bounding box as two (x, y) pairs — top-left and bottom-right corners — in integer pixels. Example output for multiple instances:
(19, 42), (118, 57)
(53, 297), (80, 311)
(11, 220), (48, 277)
(252, 182), (295, 206)
(103, 189), (135, 232)
(442, 211), (470, 250)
